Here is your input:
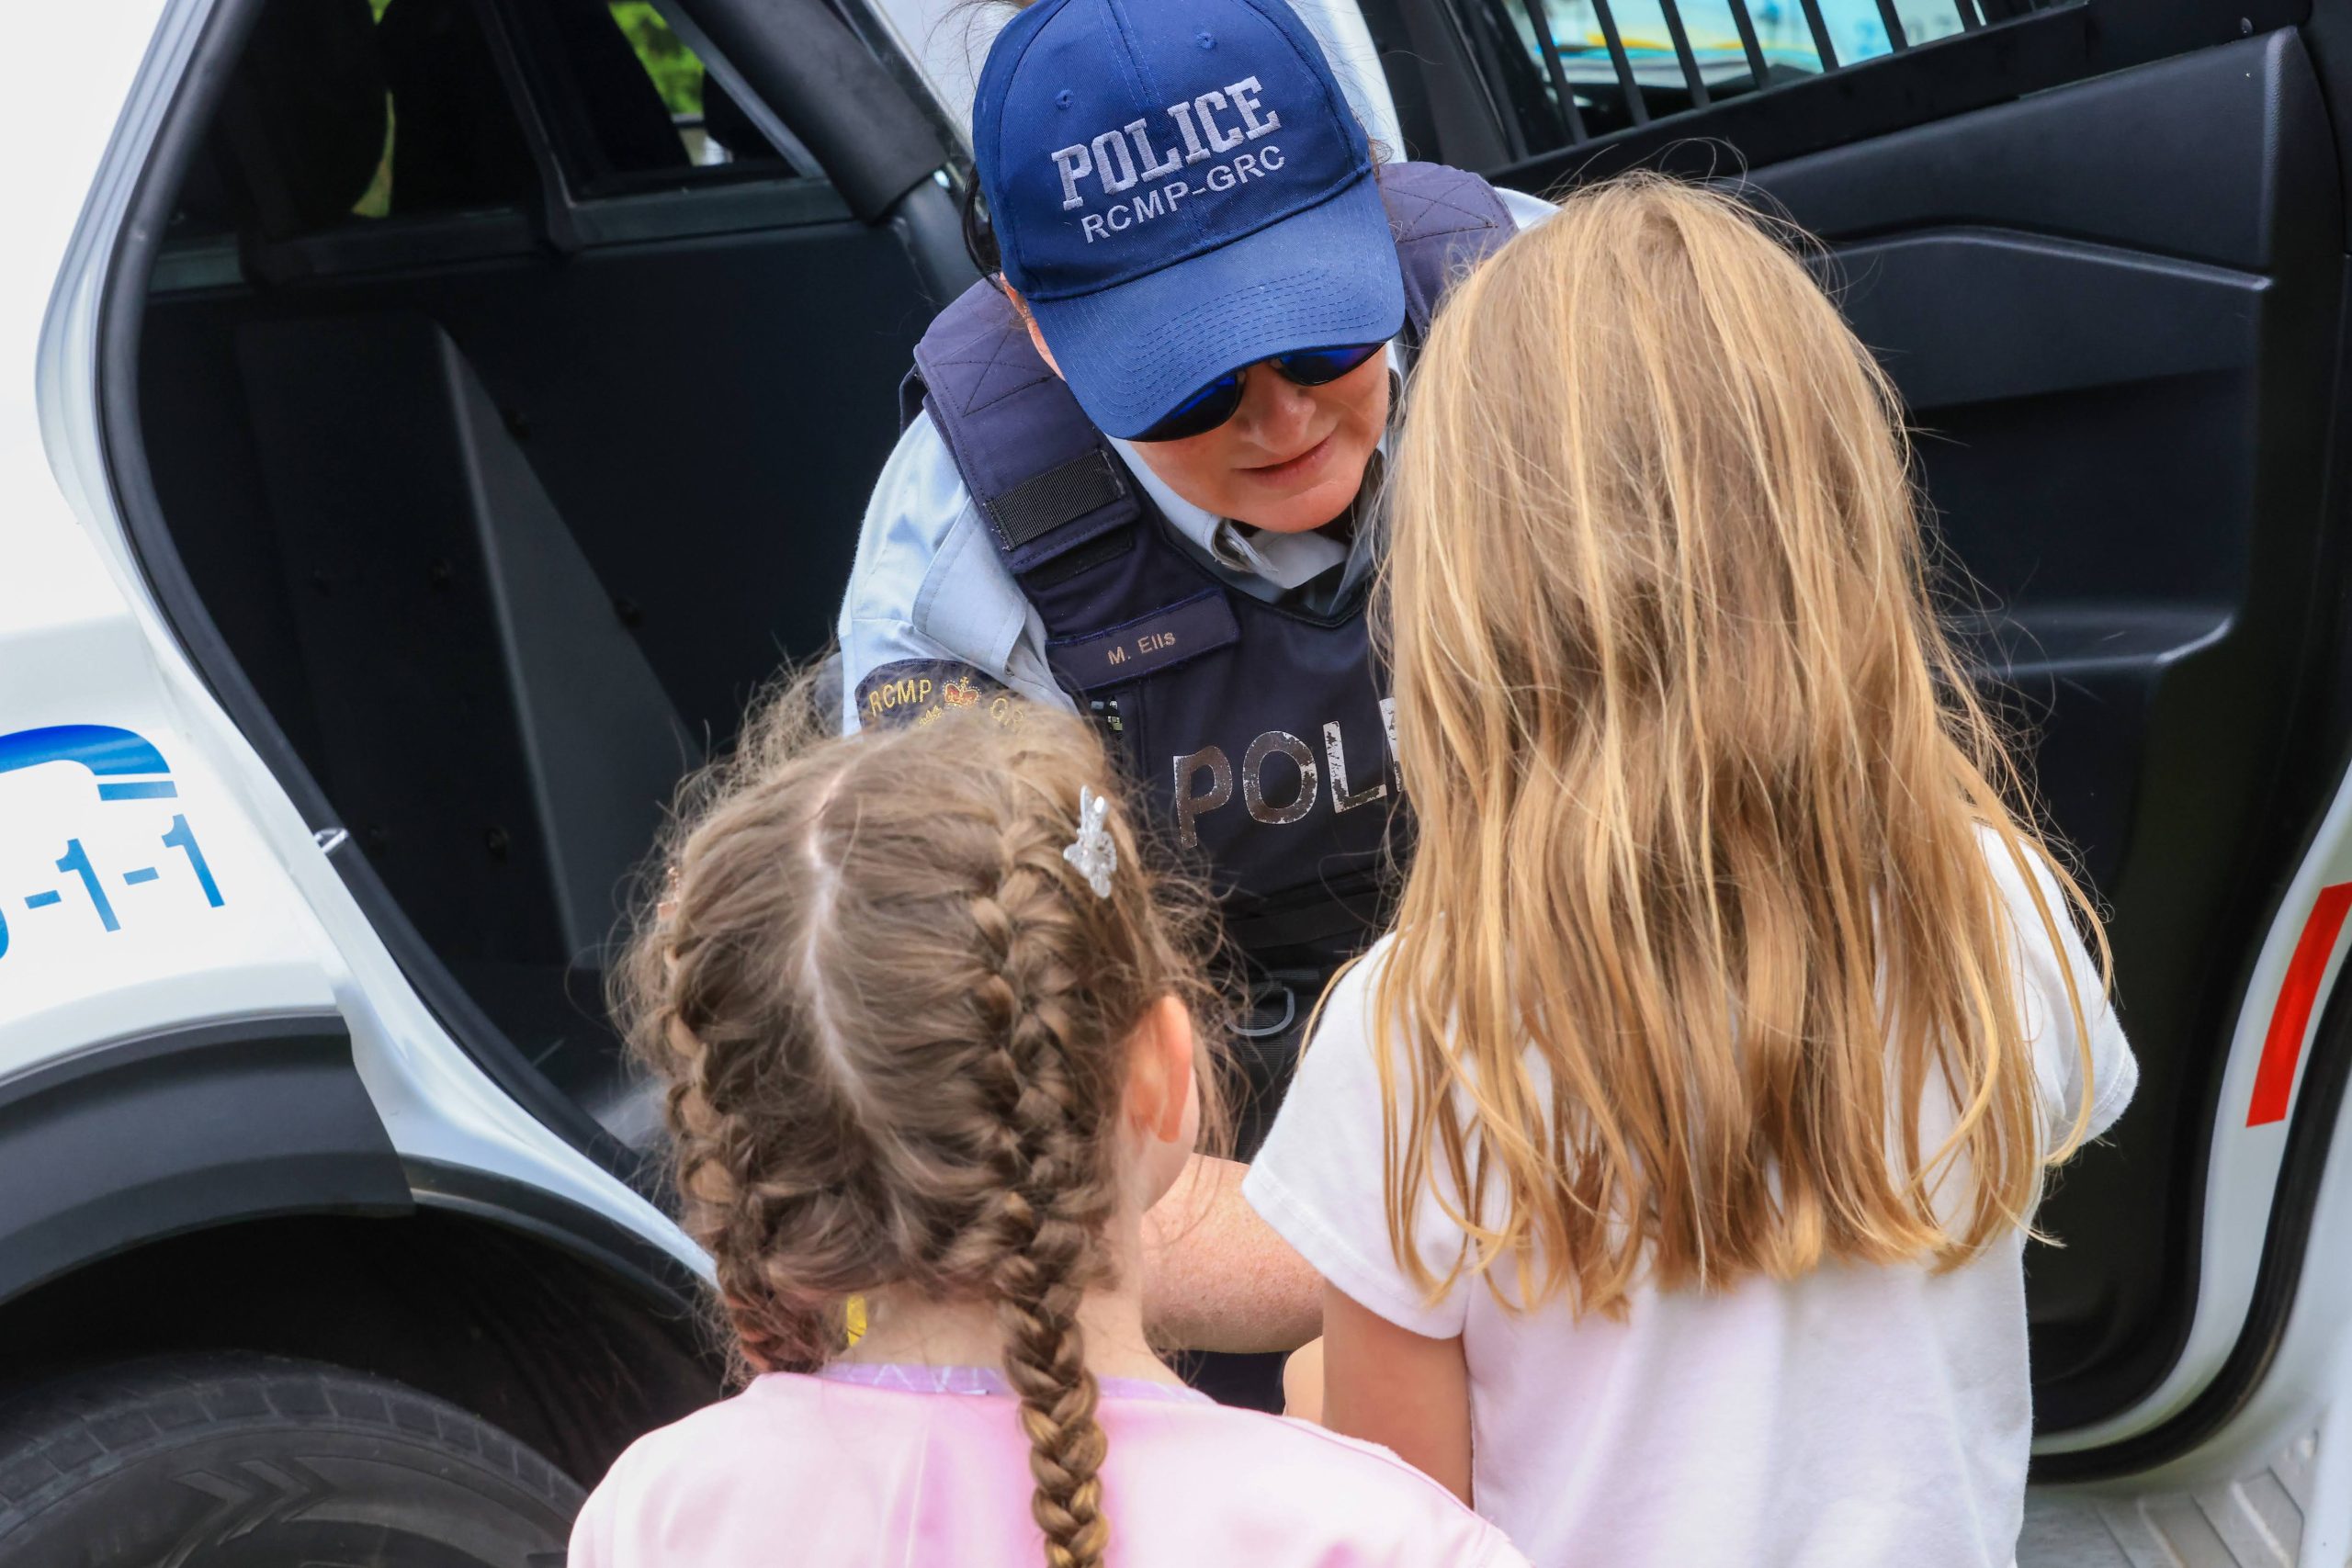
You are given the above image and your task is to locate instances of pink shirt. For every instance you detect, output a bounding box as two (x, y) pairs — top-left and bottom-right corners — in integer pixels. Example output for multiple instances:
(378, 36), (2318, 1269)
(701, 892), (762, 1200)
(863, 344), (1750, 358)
(570, 1365), (1526, 1567)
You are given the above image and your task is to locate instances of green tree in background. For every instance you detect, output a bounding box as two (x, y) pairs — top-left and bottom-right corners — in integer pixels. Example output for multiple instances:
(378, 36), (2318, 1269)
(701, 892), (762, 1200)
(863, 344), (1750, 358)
(610, 3), (704, 118)
(361, 0), (701, 117)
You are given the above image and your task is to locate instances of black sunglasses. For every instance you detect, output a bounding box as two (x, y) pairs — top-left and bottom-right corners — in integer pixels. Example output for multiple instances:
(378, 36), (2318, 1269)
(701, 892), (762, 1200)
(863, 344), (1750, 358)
(1131, 343), (1387, 444)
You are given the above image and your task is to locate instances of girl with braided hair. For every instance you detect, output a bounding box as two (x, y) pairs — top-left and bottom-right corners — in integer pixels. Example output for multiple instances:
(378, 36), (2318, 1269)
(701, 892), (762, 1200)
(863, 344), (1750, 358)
(573, 688), (1524, 1568)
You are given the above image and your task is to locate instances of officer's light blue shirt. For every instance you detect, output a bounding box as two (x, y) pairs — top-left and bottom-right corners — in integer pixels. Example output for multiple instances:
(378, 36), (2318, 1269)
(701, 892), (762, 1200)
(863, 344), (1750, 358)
(836, 186), (1556, 732)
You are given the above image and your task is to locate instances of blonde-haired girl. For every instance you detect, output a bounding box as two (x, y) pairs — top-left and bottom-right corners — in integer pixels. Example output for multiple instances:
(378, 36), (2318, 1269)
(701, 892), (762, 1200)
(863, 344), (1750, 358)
(572, 694), (1526, 1568)
(1246, 175), (2138, 1567)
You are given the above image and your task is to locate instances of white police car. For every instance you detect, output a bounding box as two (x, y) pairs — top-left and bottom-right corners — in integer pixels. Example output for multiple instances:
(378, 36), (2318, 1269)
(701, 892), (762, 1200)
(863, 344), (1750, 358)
(6, 0), (2352, 1562)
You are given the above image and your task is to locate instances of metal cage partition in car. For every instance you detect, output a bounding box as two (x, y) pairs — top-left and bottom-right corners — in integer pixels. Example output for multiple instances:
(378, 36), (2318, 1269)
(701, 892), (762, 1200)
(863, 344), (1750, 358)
(1472, 0), (2064, 151)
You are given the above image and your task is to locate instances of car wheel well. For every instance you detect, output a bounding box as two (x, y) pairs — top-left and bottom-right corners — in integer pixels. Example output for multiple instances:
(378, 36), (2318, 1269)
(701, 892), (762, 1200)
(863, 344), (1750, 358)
(0, 1209), (723, 1485)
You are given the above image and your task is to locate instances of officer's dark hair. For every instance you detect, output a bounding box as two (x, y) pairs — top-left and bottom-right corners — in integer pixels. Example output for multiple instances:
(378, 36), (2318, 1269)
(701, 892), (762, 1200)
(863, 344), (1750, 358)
(963, 168), (1003, 277)
(946, 0), (1023, 277)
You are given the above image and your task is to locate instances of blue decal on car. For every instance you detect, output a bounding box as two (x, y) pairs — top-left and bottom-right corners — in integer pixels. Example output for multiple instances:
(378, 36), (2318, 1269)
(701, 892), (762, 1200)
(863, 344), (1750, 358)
(0, 725), (178, 797)
(163, 815), (224, 908)
(0, 725), (223, 956)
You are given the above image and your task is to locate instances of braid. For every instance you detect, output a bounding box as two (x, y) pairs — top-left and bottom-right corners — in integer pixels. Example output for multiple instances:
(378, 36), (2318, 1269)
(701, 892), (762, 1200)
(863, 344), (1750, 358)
(968, 834), (1117, 1568)
(650, 940), (864, 1380)
(612, 680), (1227, 1568)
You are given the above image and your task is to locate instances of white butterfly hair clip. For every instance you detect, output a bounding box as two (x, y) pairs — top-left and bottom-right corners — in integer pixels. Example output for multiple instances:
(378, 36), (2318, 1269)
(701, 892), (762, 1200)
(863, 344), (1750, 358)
(1063, 785), (1117, 900)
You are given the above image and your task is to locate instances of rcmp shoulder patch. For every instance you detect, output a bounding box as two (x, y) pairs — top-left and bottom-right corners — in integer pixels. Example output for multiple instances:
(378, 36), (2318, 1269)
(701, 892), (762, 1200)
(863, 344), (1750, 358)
(854, 660), (1023, 731)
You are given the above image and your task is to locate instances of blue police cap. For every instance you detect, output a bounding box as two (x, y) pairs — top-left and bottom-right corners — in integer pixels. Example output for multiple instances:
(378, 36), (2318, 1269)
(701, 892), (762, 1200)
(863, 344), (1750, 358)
(972, 0), (1405, 440)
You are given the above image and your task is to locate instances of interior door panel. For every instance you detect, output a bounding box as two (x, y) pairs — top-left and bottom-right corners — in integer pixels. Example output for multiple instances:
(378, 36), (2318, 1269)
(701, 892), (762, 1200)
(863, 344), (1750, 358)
(1737, 30), (2346, 1429)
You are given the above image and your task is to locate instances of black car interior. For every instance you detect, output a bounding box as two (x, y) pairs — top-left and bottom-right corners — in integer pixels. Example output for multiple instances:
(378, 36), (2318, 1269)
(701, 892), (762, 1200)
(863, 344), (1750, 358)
(131, 0), (969, 1153)
(1764, 33), (2345, 1438)
(113, 0), (2352, 1461)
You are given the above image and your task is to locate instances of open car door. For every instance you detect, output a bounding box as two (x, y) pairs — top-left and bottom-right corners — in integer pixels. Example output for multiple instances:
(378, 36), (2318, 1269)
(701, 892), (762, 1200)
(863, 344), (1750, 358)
(1371, 0), (2352, 1553)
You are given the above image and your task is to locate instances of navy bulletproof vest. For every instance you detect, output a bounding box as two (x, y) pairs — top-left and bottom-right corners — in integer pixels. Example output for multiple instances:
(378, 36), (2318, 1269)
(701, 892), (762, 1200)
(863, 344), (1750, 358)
(904, 163), (1513, 969)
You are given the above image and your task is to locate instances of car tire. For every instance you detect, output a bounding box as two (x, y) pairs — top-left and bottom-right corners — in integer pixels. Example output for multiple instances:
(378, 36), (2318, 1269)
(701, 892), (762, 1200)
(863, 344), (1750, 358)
(0, 1352), (582, 1568)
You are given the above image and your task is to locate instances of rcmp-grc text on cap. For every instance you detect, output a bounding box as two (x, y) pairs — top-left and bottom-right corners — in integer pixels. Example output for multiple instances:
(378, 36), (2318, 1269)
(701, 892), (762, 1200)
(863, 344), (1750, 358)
(972, 0), (1406, 439)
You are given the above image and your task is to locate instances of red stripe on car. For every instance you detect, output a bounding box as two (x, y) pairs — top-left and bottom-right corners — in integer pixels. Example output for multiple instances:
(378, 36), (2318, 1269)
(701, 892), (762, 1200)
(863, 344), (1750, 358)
(2248, 883), (2352, 1126)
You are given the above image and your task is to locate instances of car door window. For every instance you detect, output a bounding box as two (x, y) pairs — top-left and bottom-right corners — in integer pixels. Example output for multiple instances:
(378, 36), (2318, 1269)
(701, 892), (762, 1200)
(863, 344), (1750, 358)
(504, 0), (800, 195)
(157, 0), (541, 290)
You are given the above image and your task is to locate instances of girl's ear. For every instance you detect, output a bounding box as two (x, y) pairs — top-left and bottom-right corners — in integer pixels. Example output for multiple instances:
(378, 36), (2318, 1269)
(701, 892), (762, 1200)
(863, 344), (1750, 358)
(1126, 994), (1195, 1145)
(999, 281), (1067, 380)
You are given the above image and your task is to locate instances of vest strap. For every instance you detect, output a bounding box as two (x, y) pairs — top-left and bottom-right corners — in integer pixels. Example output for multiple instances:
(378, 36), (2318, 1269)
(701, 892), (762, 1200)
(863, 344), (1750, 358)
(1381, 163), (1517, 333)
(986, 449), (1129, 549)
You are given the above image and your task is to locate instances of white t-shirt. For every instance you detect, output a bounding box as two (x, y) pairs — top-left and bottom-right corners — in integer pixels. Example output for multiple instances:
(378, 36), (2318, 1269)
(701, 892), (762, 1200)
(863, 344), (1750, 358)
(1245, 840), (2138, 1568)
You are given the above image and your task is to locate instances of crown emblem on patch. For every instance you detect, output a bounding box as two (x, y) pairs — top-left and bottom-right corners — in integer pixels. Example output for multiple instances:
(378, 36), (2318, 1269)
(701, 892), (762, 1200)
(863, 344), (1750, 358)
(942, 676), (980, 709)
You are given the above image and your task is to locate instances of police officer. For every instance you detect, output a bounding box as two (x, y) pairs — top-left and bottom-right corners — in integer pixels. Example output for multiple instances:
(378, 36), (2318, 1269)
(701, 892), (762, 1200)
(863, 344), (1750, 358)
(842, 0), (1549, 1077)
(836, 0), (1544, 1389)
(842, 0), (1546, 969)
